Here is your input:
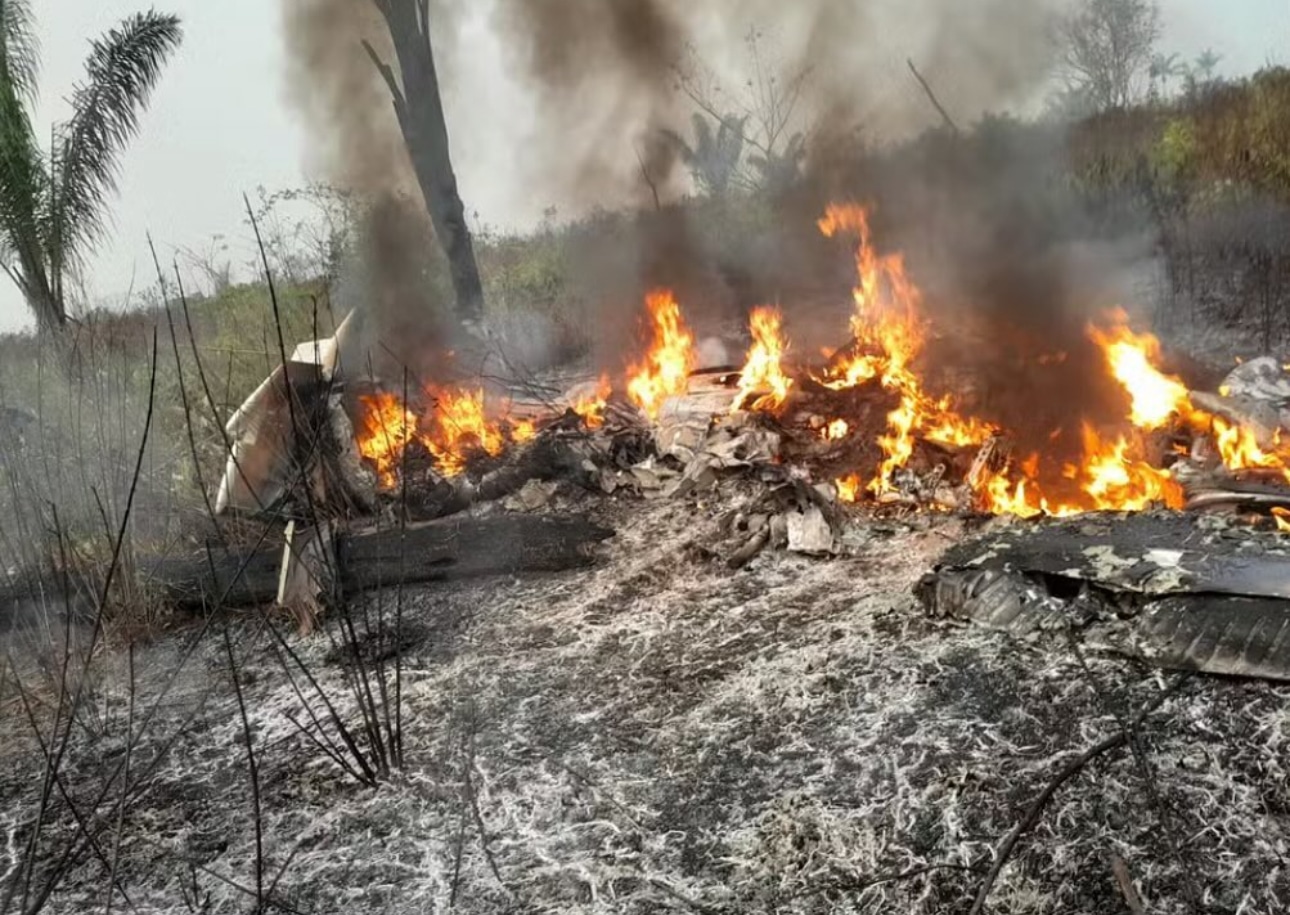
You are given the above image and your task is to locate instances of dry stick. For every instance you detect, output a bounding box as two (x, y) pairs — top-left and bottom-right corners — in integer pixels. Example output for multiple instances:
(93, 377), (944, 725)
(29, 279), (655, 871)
(260, 617), (378, 786)
(127, 834), (308, 915)
(635, 145), (662, 211)
(221, 624), (265, 910)
(393, 368), (409, 769)
(11, 332), (158, 912)
(906, 58), (959, 135)
(4, 666), (140, 915)
(448, 798), (469, 909)
(1111, 855), (1148, 915)
(16, 518), (283, 913)
(1063, 635), (1203, 909)
(246, 197), (397, 779)
(103, 643), (136, 915)
(967, 677), (1187, 915)
(461, 726), (511, 898)
(149, 236), (222, 540)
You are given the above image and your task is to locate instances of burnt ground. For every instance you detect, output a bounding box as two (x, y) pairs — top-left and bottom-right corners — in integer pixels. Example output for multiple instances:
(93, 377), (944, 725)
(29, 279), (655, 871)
(2, 490), (1289, 914)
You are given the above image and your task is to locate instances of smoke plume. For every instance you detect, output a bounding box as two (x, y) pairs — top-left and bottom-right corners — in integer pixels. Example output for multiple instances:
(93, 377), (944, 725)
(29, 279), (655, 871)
(281, 0), (452, 381)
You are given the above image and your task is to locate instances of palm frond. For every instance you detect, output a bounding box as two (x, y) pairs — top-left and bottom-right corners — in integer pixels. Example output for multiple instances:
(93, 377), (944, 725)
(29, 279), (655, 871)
(0, 63), (48, 298)
(659, 127), (697, 167)
(51, 10), (182, 273)
(690, 113), (715, 162)
(0, 0), (40, 104)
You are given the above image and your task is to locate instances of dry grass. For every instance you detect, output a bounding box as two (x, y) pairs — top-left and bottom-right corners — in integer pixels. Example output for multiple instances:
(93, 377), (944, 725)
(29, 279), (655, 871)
(2, 486), (1286, 913)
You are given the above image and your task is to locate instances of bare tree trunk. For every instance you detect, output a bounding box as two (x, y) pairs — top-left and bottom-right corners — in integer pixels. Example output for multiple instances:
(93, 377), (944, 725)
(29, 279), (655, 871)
(367, 0), (484, 324)
(6, 254), (66, 332)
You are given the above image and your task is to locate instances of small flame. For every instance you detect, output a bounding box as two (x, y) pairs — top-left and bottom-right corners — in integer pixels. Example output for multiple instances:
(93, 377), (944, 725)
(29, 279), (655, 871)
(824, 419), (849, 441)
(627, 289), (695, 421)
(572, 374), (613, 429)
(356, 393), (418, 488)
(836, 475), (862, 503)
(1273, 507), (1290, 532)
(735, 307), (793, 412)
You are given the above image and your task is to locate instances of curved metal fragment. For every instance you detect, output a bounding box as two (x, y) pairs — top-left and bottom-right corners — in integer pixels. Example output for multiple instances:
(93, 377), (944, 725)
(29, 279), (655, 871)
(1135, 596), (1290, 681)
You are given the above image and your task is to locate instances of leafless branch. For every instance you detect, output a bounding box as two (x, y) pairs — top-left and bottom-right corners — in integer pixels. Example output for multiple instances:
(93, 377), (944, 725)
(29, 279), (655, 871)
(906, 58), (959, 134)
(968, 675), (1187, 915)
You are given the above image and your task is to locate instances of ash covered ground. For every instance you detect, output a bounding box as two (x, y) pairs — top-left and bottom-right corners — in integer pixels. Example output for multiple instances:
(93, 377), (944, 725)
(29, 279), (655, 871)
(2, 490), (1289, 914)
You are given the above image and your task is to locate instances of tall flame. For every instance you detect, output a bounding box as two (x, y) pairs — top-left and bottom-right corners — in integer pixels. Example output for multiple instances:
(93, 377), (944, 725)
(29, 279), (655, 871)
(627, 289), (695, 421)
(1089, 312), (1290, 486)
(735, 306), (793, 412)
(817, 204), (993, 495)
(356, 393), (418, 488)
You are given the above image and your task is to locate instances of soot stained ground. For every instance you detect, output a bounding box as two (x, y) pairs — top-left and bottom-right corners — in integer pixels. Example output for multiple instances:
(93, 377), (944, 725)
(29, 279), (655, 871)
(1, 494), (1288, 914)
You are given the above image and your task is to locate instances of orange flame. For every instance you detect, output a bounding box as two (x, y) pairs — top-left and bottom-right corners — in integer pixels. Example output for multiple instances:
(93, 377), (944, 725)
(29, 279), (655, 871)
(356, 393), (418, 488)
(816, 204), (993, 495)
(1273, 507), (1290, 532)
(735, 307), (793, 412)
(1088, 312), (1196, 430)
(423, 387), (507, 478)
(1089, 311), (1290, 486)
(824, 419), (849, 441)
(354, 386), (534, 485)
(572, 374), (613, 429)
(627, 289), (695, 421)
(836, 475), (862, 503)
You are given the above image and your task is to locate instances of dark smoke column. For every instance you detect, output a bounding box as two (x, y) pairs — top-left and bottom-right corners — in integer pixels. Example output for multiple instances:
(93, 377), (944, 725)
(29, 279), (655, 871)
(365, 0), (484, 323)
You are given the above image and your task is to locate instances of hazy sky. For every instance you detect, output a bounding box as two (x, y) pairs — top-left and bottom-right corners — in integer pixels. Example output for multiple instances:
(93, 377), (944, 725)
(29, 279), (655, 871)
(0, 0), (1284, 332)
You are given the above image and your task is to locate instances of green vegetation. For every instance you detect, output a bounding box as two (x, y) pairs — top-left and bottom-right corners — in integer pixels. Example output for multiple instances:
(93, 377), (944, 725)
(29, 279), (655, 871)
(0, 1), (182, 331)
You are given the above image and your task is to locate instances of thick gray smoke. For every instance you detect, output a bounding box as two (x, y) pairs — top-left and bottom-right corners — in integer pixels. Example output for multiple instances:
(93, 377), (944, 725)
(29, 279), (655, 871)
(280, 0), (1122, 404)
(492, 0), (688, 210)
(281, 0), (451, 382)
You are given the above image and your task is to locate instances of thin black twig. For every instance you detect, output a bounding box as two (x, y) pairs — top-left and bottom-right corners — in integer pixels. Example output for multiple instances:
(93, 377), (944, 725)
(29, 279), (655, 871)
(221, 621), (265, 910)
(967, 677), (1187, 915)
(906, 58), (959, 134)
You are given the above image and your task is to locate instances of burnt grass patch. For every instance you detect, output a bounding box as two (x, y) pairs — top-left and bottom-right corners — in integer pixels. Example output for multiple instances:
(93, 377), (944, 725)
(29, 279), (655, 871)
(2, 500), (1288, 912)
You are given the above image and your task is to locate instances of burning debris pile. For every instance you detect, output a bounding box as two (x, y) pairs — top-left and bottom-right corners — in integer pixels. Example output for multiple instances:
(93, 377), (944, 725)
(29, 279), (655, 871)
(208, 201), (1290, 654)
(330, 203), (1290, 542)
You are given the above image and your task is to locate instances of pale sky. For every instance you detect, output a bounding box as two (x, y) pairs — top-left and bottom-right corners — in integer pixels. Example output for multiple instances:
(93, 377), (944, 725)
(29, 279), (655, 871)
(0, 0), (1284, 332)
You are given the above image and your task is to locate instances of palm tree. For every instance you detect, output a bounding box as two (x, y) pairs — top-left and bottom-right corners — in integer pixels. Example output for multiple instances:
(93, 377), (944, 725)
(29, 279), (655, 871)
(663, 112), (747, 197)
(0, 2), (182, 331)
(749, 132), (806, 195)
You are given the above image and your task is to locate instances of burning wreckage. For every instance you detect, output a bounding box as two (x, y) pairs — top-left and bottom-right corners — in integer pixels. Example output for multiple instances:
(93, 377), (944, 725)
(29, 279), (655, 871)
(212, 203), (1290, 680)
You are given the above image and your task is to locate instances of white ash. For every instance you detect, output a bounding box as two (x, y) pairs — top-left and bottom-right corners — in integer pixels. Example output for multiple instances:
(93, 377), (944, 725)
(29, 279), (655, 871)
(1, 496), (1287, 914)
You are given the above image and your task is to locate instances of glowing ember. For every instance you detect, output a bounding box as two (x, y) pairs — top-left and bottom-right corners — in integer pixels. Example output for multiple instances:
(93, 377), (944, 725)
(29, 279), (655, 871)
(571, 374), (613, 429)
(824, 419), (849, 441)
(735, 307), (793, 412)
(627, 289), (695, 421)
(356, 393), (418, 488)
(1274, 507), (1290, 533)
